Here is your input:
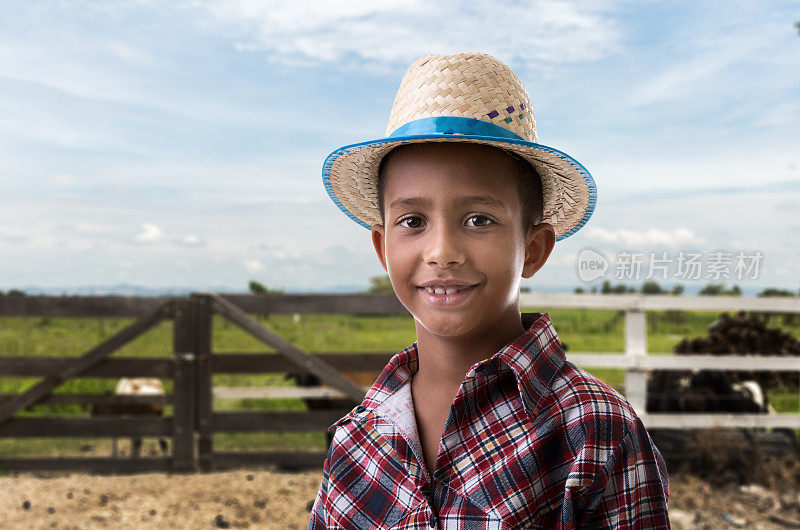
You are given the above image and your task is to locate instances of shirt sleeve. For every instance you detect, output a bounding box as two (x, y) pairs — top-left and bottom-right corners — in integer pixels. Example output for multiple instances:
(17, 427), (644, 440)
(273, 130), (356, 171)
(307, 442), (334, 529)
(583, 416), (671, 529)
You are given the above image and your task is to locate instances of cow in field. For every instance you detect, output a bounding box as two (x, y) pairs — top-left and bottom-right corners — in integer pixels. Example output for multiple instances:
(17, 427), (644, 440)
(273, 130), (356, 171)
(645, 369), (796, 481)
(647, 370), (773, 413)
(90, 378), (170, 458)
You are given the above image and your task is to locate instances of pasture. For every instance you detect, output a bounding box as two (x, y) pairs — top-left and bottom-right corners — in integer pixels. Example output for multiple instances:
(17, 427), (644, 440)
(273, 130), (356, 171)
(1, 307), (799, 458)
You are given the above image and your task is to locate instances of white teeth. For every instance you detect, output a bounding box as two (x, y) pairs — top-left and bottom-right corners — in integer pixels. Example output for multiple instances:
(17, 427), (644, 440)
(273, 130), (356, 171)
(423, 286), (465, 295)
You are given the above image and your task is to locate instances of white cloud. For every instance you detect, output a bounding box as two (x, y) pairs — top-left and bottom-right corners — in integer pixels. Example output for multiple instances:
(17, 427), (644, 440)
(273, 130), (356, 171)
(243, 258), (264, 273)
(178, 233), (205, 247)
(628, 7), (796, 109)
(108, 41), (157, 66)
(753, 102), (800, 128)
(587, 227), (706, 248)
(0, 231), (29, 244)
(774, 200), (798, 211)
(254, 242), (292, 259)
(57, 221), (116, 235)
(193, 0), (621, 71)
(133, 223), (164, 243)
(630, 46), (738, 107)
(53, 174), (77, 187)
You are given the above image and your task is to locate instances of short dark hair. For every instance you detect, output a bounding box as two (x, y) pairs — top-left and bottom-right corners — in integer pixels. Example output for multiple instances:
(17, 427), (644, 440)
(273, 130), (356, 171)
(376, 143), (544, 231)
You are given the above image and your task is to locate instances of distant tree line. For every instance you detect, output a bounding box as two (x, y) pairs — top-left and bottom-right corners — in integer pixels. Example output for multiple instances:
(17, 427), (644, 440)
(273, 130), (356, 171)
(574, 280), (799, 297)
(5, 280), (795, 299)
(574, 280), (685, 295)
(363, 276), (799, 298)
(365, 275), (393, 294)
(247, 280), (284, 295)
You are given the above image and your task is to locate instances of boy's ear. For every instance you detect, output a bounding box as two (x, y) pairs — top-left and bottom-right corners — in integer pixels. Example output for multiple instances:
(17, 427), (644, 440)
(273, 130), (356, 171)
(371, 224), (389, 272)
(522, 222), (556, 278)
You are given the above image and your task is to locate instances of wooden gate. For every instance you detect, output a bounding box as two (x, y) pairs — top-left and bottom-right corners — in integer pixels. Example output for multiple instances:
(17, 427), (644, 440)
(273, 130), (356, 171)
(0, 293), (404, 473)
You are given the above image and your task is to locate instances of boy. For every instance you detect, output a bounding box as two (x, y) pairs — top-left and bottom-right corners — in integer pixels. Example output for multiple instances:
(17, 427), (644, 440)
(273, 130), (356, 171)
(310, 53), (669, 529)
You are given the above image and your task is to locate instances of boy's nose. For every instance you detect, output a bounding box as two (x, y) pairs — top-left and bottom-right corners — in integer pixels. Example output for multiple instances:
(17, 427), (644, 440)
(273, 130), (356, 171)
(422, 222), (465, 268)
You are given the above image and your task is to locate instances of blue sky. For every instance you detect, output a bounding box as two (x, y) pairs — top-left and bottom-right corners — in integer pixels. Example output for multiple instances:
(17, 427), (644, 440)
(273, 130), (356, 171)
(1, 1), (799, 294)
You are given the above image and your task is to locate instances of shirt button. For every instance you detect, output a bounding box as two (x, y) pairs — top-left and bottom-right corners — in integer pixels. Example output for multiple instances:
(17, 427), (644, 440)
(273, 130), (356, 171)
(355, 405), (366, 413)
(428, 513), (437, 527)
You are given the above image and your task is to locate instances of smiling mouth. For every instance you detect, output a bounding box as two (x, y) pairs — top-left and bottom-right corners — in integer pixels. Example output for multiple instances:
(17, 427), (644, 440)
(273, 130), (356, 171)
(420, 285), (475, 295)
(417, 284), (480, 306)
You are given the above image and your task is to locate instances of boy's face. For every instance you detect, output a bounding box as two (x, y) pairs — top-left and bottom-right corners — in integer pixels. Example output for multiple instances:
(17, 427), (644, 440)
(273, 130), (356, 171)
(371, 142), (555, 340)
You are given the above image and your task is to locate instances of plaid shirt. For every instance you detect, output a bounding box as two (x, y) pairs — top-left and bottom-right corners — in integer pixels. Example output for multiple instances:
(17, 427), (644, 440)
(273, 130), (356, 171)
(308, 312), (670, 529)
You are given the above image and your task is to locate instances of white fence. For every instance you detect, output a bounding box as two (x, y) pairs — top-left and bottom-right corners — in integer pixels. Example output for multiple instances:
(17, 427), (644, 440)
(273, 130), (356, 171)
(517, 293), (800, 430)
(213, 293), (800, 430)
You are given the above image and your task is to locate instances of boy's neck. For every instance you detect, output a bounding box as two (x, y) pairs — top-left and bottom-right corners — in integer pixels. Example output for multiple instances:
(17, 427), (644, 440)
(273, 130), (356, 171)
(412, 308), (527, 393)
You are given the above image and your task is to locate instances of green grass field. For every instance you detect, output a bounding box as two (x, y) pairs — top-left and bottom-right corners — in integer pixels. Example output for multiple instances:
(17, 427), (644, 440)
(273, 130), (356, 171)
(1, 308), (798, 457)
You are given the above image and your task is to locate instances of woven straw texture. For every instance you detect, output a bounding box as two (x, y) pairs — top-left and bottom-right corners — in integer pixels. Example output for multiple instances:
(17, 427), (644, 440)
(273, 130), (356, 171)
(386, 53), (537, 142)
(324, 52), (595, 240)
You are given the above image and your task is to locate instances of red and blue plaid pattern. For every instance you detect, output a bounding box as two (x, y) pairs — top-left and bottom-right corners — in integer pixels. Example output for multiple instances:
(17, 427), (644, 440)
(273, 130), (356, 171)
(309, 312), (670, 529)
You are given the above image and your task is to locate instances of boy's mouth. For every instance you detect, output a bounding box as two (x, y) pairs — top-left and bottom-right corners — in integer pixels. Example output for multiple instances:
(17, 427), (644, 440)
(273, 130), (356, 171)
(420, 285), (473, 295)
(417, 281), (480, 306)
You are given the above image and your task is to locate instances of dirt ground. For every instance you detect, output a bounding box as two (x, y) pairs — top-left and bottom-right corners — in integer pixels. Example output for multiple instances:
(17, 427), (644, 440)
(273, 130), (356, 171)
(2, 468), (800, 529)
(0, 468), (320, 529)
(668, 472), (800, 529)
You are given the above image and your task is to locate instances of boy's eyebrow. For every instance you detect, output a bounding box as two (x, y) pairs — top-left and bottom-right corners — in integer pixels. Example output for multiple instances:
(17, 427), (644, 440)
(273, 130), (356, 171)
(389, 196), (506, 209)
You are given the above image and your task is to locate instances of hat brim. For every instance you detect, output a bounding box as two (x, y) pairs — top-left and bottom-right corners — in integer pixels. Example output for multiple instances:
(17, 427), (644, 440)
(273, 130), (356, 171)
(322, 133), (597, 241)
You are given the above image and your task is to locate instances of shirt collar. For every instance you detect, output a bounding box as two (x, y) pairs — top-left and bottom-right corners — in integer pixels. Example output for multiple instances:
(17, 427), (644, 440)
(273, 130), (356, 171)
(329, 312), (566, 431)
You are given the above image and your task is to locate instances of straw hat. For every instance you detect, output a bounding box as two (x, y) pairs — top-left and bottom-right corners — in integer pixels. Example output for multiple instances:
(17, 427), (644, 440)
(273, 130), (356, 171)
(322, 52), (597, 240)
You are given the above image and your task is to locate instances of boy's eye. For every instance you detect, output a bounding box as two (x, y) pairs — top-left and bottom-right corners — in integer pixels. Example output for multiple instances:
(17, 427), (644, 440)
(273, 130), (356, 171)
(466, 214), (493, 227)
(398, 216), (424, 228)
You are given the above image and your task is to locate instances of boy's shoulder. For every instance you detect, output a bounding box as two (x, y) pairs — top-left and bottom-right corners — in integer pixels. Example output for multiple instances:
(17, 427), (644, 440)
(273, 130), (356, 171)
(551, 359), (638, 422)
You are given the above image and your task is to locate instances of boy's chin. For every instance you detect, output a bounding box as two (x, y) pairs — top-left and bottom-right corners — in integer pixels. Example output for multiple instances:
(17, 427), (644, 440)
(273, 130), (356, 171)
(412, 313), (481, 339)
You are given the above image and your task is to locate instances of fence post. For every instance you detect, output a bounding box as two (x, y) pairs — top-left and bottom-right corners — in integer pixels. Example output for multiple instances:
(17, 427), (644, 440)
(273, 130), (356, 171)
(624, 308), (647, 417)
(193, 294), (213, 472)
(172, 299), (197, 472)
